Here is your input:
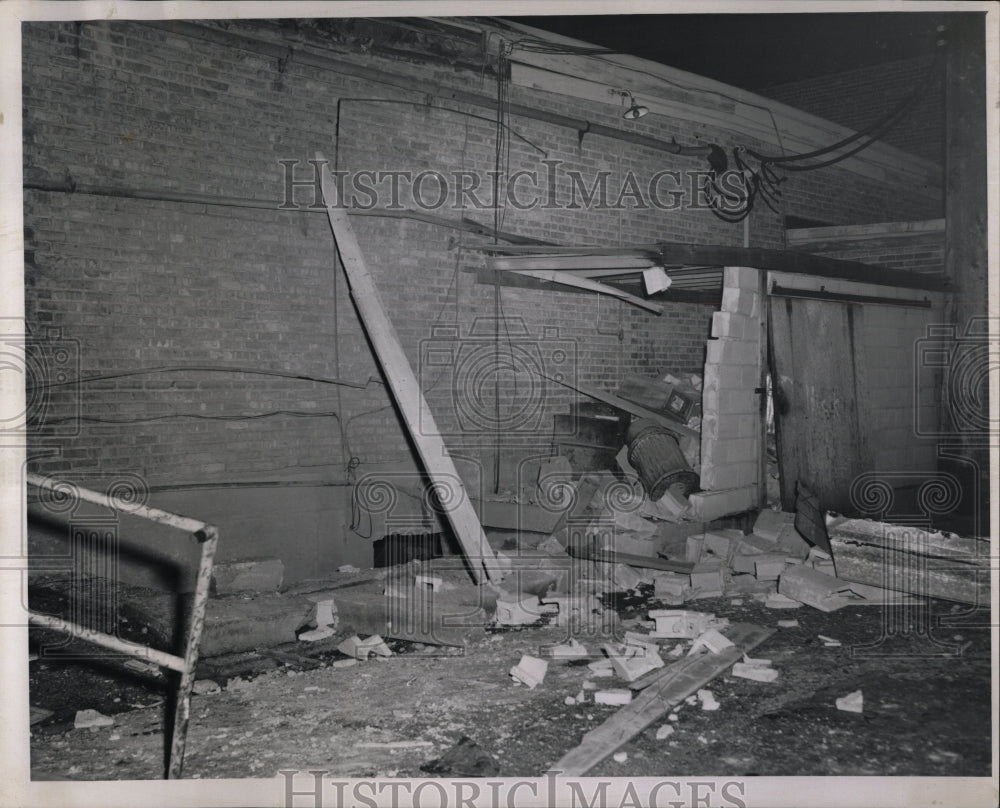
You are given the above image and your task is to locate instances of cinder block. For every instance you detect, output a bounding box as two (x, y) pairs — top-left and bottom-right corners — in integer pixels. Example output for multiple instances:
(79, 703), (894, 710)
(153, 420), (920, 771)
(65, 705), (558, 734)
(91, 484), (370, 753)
(711, 311), (754, 340)
(689, 486), (756, 520)
(706, 339), (759, 367)
(721, 287), (760, 317)
(699, 461), (758, 491)
(723, 266), (760, 290)
(752, 510), (796, 542)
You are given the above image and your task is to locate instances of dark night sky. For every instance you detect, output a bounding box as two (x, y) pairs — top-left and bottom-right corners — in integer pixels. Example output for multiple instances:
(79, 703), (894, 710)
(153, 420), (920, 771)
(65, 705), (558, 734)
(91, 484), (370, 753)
(507, 12), (959, 90)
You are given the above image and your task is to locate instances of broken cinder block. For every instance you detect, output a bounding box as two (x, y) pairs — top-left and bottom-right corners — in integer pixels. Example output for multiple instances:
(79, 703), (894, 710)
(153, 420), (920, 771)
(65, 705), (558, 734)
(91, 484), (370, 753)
(732, 662), (779, 682)
(494, 595), (542, 626)
(594, 688), (633, 706)
(510, 655), (548, 689)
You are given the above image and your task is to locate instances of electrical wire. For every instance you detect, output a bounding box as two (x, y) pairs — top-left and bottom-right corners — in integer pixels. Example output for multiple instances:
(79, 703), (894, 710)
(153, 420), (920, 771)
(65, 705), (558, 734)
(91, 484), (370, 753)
(706, 54), (941, 223)
(27, 364), (380, 390)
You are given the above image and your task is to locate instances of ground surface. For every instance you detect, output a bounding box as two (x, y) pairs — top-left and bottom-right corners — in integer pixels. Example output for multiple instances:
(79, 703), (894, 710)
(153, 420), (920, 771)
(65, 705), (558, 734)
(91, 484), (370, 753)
(27, 576), (992, 781)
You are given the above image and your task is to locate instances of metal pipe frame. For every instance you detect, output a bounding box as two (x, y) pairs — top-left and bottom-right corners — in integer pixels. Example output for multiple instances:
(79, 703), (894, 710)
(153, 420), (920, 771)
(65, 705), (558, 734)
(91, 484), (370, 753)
(26, 473), (218, 779)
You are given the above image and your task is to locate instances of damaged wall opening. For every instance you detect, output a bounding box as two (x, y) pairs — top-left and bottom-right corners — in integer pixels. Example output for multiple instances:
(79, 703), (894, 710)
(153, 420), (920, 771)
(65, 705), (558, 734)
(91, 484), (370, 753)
(12, 9), (993, 789)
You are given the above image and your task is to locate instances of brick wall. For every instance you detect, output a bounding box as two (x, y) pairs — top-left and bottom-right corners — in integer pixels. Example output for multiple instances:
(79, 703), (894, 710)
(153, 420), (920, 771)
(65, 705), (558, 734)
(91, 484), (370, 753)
(21, 19), (944, 584)
(758, 56), (944, 165)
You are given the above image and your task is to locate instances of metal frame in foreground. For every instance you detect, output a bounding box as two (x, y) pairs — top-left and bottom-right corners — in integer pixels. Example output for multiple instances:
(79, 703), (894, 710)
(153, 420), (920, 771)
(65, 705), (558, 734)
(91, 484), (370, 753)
(26, 472), (218, 779)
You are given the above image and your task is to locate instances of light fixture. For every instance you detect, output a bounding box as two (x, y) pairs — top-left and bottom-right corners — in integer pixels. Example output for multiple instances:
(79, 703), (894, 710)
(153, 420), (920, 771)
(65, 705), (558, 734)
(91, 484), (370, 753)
(621, 90), (649, 120)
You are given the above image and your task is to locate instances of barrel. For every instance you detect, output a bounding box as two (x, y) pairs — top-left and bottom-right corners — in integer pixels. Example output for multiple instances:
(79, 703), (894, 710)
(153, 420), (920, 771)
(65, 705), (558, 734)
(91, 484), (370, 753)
(626, 419), (699, 499)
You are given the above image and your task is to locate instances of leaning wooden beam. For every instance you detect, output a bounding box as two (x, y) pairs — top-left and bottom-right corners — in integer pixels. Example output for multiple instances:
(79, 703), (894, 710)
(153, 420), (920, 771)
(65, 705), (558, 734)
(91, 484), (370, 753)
(826, 517), (990, 606)
(548, 622), (774, 776)
(316, 152), (500, 584)
(499, 268), (663, 314)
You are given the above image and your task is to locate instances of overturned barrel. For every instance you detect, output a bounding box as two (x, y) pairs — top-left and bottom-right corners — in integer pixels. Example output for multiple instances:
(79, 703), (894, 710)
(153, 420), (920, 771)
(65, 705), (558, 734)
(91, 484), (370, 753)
(626, 419), (700, 499)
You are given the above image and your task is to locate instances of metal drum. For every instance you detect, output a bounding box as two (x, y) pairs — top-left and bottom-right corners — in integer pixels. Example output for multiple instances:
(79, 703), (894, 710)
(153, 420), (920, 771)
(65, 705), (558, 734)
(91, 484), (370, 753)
(626, 419), (699, 499)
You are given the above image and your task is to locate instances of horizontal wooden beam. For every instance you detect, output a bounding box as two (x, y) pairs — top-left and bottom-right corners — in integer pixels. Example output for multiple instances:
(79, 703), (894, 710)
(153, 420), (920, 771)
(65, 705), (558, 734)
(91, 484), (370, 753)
(477, 242), (949, 291)
(472, 268), (721, 305)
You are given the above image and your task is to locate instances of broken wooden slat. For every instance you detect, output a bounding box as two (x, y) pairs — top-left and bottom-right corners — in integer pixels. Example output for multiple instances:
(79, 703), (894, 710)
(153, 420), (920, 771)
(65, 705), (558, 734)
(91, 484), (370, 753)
(547, 622), (774, 776)
(498, 268), (663, 314)
(317, 153), (500, 583)
(827, 517), (990, 606)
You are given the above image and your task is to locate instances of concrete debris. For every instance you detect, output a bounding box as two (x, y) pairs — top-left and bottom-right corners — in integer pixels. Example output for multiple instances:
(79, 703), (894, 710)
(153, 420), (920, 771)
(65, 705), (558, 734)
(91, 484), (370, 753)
(655, 724), (675, 740)
(192, 679), (221, 695)
(732, 662), (779, 682)
(332, 658), (358, 669)
(604, 639), (664, 682)
(337, 635), (366, 659)
(764, 593), (803, 609)
(836, 690), (864, 713)
(697, 689), (720, 711)
(414, 574), (443, 592)
(541, 595), (602, 628)
(587, 659), (615, 677)
(752, 554), (788, 581)
(337, 633), (392, 660)
(612, 751), (628, 763)
(777, 619), (799, 628)
(594, 689), (633, 706)
(494, 595), (542, 626)
(546, 638), (589, 659)
(652, 572), (690, 604)
(648, 609), (727, 639)
(338, 564), (361, 573)
(565, 695), (577, 706)
(298, 625), (336, 642)
(510, 655), (548, 689)
(818, 634), (842, 647)
(689, 627), (735, 655)
(74, 709), (114, 730)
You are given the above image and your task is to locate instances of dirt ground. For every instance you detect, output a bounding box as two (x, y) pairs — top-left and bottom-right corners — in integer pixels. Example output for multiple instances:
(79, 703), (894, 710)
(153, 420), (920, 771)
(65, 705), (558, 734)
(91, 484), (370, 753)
(27, 577), (992, 781)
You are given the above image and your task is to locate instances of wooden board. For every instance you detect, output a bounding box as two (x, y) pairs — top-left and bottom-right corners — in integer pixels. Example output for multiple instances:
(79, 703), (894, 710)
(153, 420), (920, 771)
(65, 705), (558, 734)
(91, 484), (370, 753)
(317, 153), (500, 583)
(769, 297), (865, 515)
(501, 268), (663, 314)
(827, 517), (990, 606)
(547, 622), (774, 776)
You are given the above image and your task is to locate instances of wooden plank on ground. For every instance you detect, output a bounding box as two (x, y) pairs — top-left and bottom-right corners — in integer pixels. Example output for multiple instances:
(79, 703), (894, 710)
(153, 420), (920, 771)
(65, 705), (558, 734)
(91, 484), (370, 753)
(547, 622), (774, 776)
(827, 517), (991, 606)
(316, 153), (500, 584)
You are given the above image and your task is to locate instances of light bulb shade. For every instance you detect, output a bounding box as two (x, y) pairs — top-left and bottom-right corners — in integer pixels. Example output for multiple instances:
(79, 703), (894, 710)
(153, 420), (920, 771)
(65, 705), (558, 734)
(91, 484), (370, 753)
(623, 103), (649, 120)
